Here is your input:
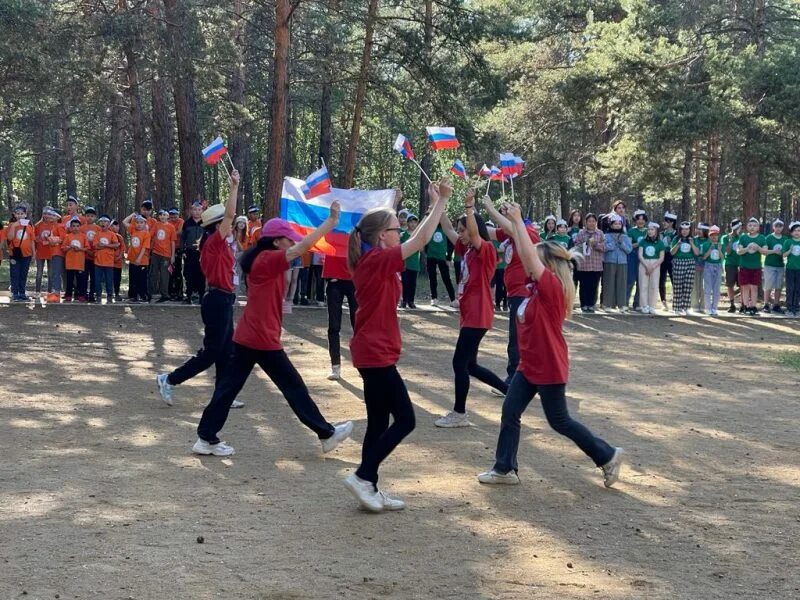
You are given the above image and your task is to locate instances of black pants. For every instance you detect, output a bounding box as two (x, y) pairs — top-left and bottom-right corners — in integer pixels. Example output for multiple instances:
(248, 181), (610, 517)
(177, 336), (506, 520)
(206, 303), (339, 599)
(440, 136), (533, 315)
(401, 269), (418, 305)
(168, 289), (235, 386)
(128, 264), (149, 301)
(169, 252), (184, 299)
(113, 267), (122, 296)
(184, 252), (205, 299)
(65, 269), (85, 298)
(85, 259), (96, 300)
(659, 254), (674, 303)
(427, 257), (455, 301)
(453, 327), (508, 414)
(305, 265), (324, 302)
(493, 269), (507, 308)
(294, 267), (308, 303)
(197, 343), (335, 444)
(786, 269), (800, 313)
(577, 271), (602, 308)
(356, 365), (416, 488)
(326, 279), (357, 366)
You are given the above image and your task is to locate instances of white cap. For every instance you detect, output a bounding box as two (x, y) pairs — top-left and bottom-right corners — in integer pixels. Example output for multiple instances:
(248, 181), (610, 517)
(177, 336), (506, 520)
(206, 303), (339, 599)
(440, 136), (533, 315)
(664, 212), (677, 221)
(633, 209), (646, 218)
(773, 219), (784, 226)
(647, 221), (660, 229)
(201, 204), (226, 227)
(556, 218), (567, 227)
(789, 221), (800, 231)
(607, 213), (623, 223)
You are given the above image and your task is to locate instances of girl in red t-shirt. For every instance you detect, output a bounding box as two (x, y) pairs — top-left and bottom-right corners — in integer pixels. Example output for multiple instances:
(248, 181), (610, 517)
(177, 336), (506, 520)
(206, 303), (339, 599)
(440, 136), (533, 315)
(434, 190), (509, 428)
(477, 202), (623, 488)
(343, 179), (450, 513)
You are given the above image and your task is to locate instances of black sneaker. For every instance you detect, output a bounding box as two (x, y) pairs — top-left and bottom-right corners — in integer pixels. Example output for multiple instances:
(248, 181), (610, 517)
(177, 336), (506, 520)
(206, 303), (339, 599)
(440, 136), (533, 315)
(772, 304), (784, 314)
(762, 305), (771, 313)
(157, 296), (170, 303)
(727, 304), (736, 313)
(409, 303), (417, 309)
(739, 305), (747, 314)
(182, 298), (192, 305)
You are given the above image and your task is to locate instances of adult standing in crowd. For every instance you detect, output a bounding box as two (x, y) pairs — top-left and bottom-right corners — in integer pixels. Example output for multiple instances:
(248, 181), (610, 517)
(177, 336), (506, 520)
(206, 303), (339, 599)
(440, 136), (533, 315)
(573, 213), (605, 312)
(426, 217), (457, 307)
(659, 212), (678, 310)
(721, 219), (742, 313)
(181, 200), (206, 304)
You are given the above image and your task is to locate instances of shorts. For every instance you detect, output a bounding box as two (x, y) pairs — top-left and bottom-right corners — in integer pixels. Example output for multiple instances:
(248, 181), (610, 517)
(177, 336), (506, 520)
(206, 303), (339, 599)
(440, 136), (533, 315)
(738, 267), (761, 286)
(725, 263), (738, 287)
(763, 265), (784, 290)
(289, 256), (302, 269)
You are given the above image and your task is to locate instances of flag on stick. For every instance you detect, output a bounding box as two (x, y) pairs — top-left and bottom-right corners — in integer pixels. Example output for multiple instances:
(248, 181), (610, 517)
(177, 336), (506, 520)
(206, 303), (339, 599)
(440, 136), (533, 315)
(426, 127), (460, 151)
(301, 166), (332, 199)
(450, 159), (467, 180)
(393, 134), (415, 160)
(478, 164), (492, 177)
(202, 136), (228, 165)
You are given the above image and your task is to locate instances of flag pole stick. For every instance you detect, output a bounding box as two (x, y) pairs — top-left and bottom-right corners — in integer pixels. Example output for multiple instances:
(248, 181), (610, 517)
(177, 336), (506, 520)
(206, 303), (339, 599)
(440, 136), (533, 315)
(225, 152), (236, 172)
(501, 174), (505, 198)
(320, 155), (327, 171)
(486, 176), (491, 196)
(219, 159), (231, 179)
(410, 158), (433, 184)
(510, 176), (515, 203)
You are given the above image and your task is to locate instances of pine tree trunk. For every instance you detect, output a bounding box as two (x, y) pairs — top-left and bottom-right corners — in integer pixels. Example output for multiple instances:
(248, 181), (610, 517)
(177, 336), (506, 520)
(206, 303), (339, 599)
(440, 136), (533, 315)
(706, 134), (720, 224)
(151, 74), (175, 207)
(0, 143), (13, 211)
(342, 0), (380, 188)
(106, 93), (128, 222)
(48, 128), (60, 207)
(681, 146), (692, 220)
(742, 158), (760, 219)
(61, 106), (77, 200)
(33, 123), (47, 214)
(124, 47), (152, 207)
(264, 0), (291, 217)
(229, 0), (250, 210)
(558, 166), (569, 218)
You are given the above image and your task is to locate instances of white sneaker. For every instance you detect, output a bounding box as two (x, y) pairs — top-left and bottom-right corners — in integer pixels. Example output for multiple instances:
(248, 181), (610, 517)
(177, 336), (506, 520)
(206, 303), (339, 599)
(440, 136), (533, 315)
(156, 373), (174, 406)
(321, 421), (354, 454)
(477, 469), (520, 485)
(450, 299), (460, 308)
(230, 399), (245, 409)
(490, 388), (505, 397)
(192, 438), (235, 456)
(430, 298), (439, 306)
(710, 309), (718, 316)
(344, 474), (383, 513)
(601, 447), (624, 488)
(377, 490), (405, 511)
(316, 300), (326, 307)
(679, 309), (688, 316)
(327, 365), (341, 381)
(434, 411), (470, 428)
(282, 300), (293, 314)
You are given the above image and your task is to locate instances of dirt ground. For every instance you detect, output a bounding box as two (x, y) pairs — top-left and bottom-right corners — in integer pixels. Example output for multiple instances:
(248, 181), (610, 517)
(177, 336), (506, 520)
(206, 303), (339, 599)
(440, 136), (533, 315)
(1, 303), (799, 600)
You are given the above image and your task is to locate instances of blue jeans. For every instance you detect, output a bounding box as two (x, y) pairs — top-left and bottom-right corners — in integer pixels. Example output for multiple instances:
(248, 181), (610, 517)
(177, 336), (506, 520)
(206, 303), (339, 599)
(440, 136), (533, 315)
(95, 265), (114, 299)
(10, 256), (32, 299)
(702, 263), (722, 312)
(505, 296), (524, 384)
(493, 372), (615, 474)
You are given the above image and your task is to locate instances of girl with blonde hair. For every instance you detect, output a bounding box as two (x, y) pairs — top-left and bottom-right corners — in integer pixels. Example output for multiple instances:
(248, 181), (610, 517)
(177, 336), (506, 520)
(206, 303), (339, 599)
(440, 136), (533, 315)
(478, 202), (624, 488)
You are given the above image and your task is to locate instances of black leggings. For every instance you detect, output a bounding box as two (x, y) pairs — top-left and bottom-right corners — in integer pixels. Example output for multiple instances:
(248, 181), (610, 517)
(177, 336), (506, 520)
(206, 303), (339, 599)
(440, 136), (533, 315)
(326, 279), (357, 366)
(197, 343), (335, 444)
(493, 269), (507, 308)
(659, 255), (673, 302)
(356, 365), (416, 488)
(401, 269), (418, 305)
(577, 271), (602, 308)
(453, 327), (509, 414)
(427, 257), (455, 301)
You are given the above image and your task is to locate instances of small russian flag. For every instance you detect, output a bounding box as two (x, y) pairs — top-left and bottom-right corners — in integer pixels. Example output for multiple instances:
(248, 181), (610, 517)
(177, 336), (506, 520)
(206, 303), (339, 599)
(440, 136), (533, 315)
(393, 134), (415, 160)
(450, 159), (467, 180)
(499, 153), (515, 177)
(478, 164), (492, 177)
(511, 155), (525, 177)
(202, 136), (228, 165)
(489, 166), (503, 181)
(426, 127), (460, 151)
(301, 166), (332, 199)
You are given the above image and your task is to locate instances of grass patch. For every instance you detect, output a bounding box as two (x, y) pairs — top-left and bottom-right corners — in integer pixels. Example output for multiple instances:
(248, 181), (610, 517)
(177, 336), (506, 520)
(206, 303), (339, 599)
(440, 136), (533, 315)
(778, 351), (800, 372)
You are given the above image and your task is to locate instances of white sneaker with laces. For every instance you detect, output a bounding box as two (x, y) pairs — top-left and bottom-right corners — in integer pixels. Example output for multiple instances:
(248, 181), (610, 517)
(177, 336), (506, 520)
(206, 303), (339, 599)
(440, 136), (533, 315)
(156, 373), (174, 406)
(434, 411), (470, 428)
(344, 474), (383, 513)
(321, 421), (354, 453)
(430, 298), (439, 306)
(450, 299), (460, 308)
(477, 469), (520, 485)
(601, 447), (624, 488)
(377, 490), (405, 511)
(490, 388), (505, 397)
(192, 438), (235, 456)
(230, 399), (245, 409)
(327, 365), (341, 381)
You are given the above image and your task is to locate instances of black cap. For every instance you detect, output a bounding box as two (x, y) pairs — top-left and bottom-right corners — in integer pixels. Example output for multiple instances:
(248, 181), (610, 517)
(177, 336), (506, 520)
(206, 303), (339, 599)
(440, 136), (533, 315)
(168, 208), (179, 215)
(84, 206), (97, 214)
(141, 199), (153, 209)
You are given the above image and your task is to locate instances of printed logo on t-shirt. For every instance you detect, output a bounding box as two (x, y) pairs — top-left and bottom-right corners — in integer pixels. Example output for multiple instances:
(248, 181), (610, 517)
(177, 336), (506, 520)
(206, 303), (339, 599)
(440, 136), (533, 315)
(99, 236), (108, 246)
(432, 231), (443, 243)
(41, 230), (51, 240)
(70, 239), (81, 248)
(86, 230), (96, 241)
(131, 237), (141, 248)
(792, 245), (800, 256)
(157, 229), (167, 241)
(15, 229), (25, 240)
(680, 242), (690, 253)
(773, 244), (782, 252)
(732, 241), (739, 252)
(503, 243), (514, 264)
(645, 246), (656, 258)
(710, 249), (720, 261)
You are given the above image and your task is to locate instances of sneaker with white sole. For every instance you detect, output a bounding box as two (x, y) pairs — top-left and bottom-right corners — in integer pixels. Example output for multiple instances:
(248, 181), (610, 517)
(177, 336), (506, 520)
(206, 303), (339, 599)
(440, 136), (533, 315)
(450, 299), (460, 308)
(490, 388), (505, 397)
(230, 399), (245, 409)
(192, 438), (235, 456)
(321, 421), (354, 453)
(156, 373), (174, 406)
(327, 365), (341, 381)
(477, 469), (520, 485)
(344, 473), (383, 512)
(377, 490), (405, 511)
(434, 411), (470, 428)
(430, 298), (439, 306)
(601, 447), (624, 488)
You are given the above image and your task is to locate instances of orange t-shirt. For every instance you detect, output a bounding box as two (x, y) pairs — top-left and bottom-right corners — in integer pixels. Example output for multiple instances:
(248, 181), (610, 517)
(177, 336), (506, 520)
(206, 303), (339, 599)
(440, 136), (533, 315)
(7, 221), (35, 258)
(48, 224), (67, 258)
(113, 233), (127, 268)
(128, 229), (152, 266)
(169, 218), (184, 235)
(61, 214), (86, 227)
(62, 232), (88, 271)
(247, 219), (262, 238)
(92, 229), (117, 267)
(35, 221), (58, 260)
(150, 222), (177, 258)
(81, 223), (101, 260)
(0, 229), (6, 264)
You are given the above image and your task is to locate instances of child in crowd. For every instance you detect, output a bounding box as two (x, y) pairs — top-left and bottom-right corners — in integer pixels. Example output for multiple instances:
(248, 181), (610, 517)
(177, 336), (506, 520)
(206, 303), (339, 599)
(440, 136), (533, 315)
(7, 204), (36, 301)
(568, 210), (582, 243)
(627, 209), (647, 310)
(670, 221), (698, 315)
(551, 219), (571, 249)
(701, 225), (724, 316)
(637, 222), (664, 314)
(92, 215), (120, 303)
(234, 216), (250, 296)
(400, 214), (421, 309)
(149, 209), (177, 303)
(542, 215), (557, 240)
(491, 234), (507, 312)
(736, 217), (767, 316)
(721, 219), (742, 313)
(81, 207), (100, 302)
(659, 212), (677, 311)
(62, 218), (88, 302)
(783, 222), (800, 316)
(602, 213), (632, 311)
(110, 220), (126, 302)
(691, 223), (709, 312)
(127, 215), (152, 303)
(763, 219), (786, 313)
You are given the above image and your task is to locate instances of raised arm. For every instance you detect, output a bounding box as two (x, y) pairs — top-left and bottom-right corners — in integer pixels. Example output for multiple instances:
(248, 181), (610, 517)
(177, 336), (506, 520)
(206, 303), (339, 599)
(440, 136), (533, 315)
(463, 189), (482, 249)
(402, 178), (451, 259)
(439, 211), (458, 245)
(481, 195), (512, 239)
(503, 202), (544, 280)
(286, 201), (340, 261)
(216, 169), (240, 240)
(122, 213), (135, 230)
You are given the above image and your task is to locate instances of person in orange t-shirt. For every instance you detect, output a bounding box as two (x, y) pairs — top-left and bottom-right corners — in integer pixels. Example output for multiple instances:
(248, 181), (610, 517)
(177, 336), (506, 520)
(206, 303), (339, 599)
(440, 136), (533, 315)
(34, 208), (58, 296)
(149, 210), (177, 302)
(44, 209), (66, 302)
(61, 196), (86, 227)
(62, 218), (89, 302)
(127, 215), (152, 302)
(7, 204), (36, 301)
(81, 207), (101, 301)
(0, 222), (7, 267)
(167, 208), (184, 301)
(110, 219), (126, 301)
(91, 215), (120, 303)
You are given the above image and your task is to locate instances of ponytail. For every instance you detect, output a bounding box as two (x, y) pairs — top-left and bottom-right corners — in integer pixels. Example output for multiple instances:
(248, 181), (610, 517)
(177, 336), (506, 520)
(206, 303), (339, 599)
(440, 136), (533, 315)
(347, 228), (363, 274)
(347, 207), (396, 273)
(239, 236), (278, 274)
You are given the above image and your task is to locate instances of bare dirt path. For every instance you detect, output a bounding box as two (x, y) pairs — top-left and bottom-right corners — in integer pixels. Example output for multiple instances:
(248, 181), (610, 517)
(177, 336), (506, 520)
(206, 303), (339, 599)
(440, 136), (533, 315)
(1, 305), (799, 599)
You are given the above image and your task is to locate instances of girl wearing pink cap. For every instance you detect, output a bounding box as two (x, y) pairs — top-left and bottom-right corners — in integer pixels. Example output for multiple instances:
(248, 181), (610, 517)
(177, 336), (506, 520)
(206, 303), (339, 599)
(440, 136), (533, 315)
(191, 204), (354, 457)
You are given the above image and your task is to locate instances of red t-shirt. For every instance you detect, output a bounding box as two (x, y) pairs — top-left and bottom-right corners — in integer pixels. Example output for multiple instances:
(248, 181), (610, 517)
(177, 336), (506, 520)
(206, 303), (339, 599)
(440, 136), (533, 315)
(495, 226), (541, 297)
(233, 250), (289, 351)
(517, 269), (569, 385)
(200, 232), (236, 292)
(322, 255), (351, 280)
(455, 239), (496, 329)
(350, 246), (405, 368)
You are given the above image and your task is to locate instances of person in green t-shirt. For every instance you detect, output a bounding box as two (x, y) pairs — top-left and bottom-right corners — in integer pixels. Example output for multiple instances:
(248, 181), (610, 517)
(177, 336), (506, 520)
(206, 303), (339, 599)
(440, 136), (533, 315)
(552, 219), (572, 249)
(659, 212), (678, 310)
(700, 225), (724, 315)
(670, 221), (700, 314)
(763, 219), (786, 313)
(783, 221), (800, 315)
(720, 219), (743, 313)
(425, 221), (456, 306)
(400, 215), (421, 309)
(637, 222), (665, 314)
(568, 210), (583, 244)
(627, 209), (648, 310)
(542, 215), (557, 240)
(735, 217), (768, 315)
(491, 235), (507, 311)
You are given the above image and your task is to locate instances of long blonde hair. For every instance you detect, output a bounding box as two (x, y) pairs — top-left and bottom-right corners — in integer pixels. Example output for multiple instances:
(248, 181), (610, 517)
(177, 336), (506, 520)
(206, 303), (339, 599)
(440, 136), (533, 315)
(347, 207), (396, 273)
(536, 241), (578, 319)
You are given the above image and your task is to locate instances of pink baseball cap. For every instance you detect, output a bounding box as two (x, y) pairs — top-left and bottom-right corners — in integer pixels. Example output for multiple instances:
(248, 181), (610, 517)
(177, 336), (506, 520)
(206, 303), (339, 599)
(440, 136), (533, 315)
(262, 218), (302, 242)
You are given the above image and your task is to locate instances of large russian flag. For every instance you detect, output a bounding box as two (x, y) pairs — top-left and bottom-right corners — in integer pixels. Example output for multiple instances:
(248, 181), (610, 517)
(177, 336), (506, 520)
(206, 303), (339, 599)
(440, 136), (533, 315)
(280, 178), (396, 256)
(202, 136), (227, 165)
(426, 127), (460, 151)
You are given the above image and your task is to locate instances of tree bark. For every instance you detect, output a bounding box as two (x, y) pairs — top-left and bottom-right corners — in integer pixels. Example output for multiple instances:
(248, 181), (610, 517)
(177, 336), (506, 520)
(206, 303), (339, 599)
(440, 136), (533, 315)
(33, 123), (48, 215)
(706, 134), (720, 224)
(106, 92), (128, 222)
(229, 0), (250, 210)
(342, 0), (380, 188)
(558, 165), (569, 218)
(61, 105), (77, 200)
(693, 141), (704, 223)
(417, 0), (433, 217)
(681, 146), (692, 220)
(742, 158), (760, 219)
(151, 73), (175, 207)
(264, 0), (292, 217)
(123, 47), (152, 207)
(0, 143), (13, 211)
(48, 128), (60, 207)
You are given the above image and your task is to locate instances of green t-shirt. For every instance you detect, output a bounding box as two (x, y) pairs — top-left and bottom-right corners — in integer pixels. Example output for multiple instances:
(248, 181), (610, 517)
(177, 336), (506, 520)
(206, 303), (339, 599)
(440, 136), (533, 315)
(737, 233), (766, 269)
(671, 236), (695, 259)
(639, 238), (665, 259)
(764, 234), (785, 267)
(661, 230), (677, 255)
(569, 225), (581, 239)
(426, 226), (447, 260)
(720, 233), (740, 267)
(701, 239), (724, 265)
(784, 238), (800, 270)
(551, 234), (571, 249)
(401, 230), (420, 271)
(628, 227), (647, 247)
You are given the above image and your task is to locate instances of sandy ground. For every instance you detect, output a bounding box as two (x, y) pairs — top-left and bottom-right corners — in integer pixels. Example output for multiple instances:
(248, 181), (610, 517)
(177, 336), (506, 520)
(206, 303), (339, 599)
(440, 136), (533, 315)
(1, 303), (799, 600)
